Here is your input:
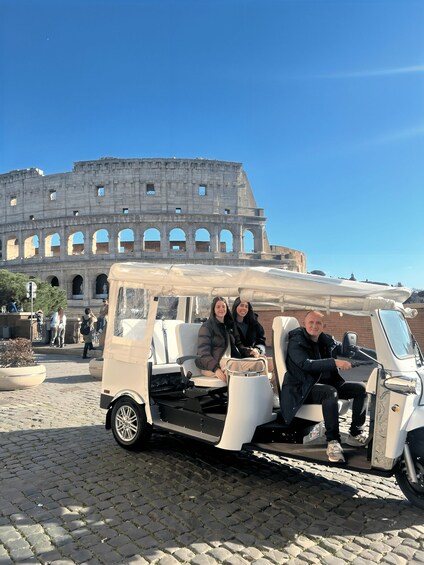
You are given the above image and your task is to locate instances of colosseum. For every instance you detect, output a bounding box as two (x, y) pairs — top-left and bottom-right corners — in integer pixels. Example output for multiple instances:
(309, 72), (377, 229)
(0, 157), (305, 313)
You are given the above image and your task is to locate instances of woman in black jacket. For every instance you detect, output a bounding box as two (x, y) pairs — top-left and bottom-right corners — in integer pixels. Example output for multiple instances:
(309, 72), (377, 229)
(231, 297), (266, 355)
(195, 296), (263, 383)
(232, 297), (278, 406)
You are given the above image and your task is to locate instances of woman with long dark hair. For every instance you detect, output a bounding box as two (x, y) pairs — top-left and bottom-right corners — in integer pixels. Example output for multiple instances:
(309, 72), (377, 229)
(232, 297), (279, 407)
(196, 296), (264, 383)
(231, 297), (266, 355)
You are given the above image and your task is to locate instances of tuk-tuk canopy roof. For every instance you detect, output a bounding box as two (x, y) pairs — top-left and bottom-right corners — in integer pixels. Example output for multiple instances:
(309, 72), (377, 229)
(108, 263), (415, 317)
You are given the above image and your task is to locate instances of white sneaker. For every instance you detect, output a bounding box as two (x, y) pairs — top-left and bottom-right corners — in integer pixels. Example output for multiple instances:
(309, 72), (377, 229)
(326, 440), (345, 463)
(346, 432), (370, 447)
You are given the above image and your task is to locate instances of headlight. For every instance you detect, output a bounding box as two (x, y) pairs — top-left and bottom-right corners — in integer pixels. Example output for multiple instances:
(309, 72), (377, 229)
(384, 374), (422, 395)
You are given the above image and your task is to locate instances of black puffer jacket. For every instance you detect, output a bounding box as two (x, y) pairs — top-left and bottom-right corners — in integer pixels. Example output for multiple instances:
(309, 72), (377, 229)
(195, 318), (251, 372)
(234, 317), (267, 355)
(280, 327), (344, 425)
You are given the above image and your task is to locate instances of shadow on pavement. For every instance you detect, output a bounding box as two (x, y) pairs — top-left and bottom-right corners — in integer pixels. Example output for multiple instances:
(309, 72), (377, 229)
(0, 424), (422, 564)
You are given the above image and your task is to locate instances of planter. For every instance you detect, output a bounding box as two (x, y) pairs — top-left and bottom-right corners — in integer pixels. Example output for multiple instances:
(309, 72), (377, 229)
(0, 364), (46, 390)
(89, 358), (103, 379)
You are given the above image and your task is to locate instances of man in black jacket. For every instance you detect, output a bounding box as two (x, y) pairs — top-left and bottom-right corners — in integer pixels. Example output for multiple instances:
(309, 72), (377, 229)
(280, 310), (369, 463)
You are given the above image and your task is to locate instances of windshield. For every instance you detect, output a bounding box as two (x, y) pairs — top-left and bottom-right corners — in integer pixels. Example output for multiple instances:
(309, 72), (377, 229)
(379, 310), (416, 359)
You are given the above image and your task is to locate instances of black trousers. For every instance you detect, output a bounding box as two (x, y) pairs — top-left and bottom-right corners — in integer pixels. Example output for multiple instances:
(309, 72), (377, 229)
(83, 342), (94, 358)
(304, 381), (367, 443)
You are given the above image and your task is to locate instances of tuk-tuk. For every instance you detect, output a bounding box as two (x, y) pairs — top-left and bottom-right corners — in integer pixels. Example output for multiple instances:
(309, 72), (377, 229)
(100, 263), (424, 509)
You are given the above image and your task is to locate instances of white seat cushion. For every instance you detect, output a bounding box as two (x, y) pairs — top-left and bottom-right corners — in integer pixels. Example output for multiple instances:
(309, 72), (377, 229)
(176, 323), (227, 388)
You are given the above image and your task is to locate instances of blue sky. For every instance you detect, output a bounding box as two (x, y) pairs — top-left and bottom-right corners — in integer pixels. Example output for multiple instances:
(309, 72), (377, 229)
(1, 0), (423, 289)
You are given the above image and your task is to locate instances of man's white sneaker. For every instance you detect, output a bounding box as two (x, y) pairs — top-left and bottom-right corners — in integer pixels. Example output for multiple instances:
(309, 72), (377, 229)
(326, 440), (345, 463)
(346, 432), (369, 447)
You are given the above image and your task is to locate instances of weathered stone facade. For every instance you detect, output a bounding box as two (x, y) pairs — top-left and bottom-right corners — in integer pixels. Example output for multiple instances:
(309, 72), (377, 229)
(0, 157), (305, 312)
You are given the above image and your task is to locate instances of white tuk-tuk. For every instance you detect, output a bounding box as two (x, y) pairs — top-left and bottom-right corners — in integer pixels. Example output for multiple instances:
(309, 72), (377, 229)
(100, 263), (424, 509)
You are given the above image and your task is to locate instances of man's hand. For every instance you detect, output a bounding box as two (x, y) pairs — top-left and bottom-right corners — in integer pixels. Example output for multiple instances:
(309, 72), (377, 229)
(335, 359), (352, 371)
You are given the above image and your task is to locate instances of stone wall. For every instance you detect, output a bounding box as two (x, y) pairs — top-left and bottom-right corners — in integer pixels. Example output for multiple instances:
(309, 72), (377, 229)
(0, 158), (305, 313)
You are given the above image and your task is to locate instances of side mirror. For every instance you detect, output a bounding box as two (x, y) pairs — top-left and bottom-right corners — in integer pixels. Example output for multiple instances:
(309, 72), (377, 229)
(342, 331), (358, 358)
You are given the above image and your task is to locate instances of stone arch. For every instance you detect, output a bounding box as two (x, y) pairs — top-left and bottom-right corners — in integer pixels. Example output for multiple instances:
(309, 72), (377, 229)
(243, 229), (255, 253)
(219, 229), (233, 253)
(118, 228), (134, 254)
(143, 228), (161, 252)
(95, 274), (109, 297)
(47, 275), (59, 287)
(7, 236), (19, 260)
(45, 232), (61, 257)
(169, 228), (186, 252)
(67, 231), (85, 255)
(92, 229), (109, 255)
(24, 234), (39, 259)
(72, 275), (84, 299)
(195, 228), (211, 253)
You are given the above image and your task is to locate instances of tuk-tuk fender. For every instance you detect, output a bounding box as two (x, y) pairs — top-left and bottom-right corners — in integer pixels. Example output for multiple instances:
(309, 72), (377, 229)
(105, 390), (146, 430)
(406, 426), (424, 459)
(406, 404), (424, 433)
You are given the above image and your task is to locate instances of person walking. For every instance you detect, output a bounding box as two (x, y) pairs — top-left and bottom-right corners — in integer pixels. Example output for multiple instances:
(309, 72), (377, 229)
(81, 307), (97, 359)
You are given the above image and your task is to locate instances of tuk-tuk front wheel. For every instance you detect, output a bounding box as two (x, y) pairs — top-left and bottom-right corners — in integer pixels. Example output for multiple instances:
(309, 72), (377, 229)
(111, 397), (152, 450)
(395, 456), (424, 510)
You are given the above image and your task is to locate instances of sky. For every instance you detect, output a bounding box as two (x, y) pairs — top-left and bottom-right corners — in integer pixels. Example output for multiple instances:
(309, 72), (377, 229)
(1, 0), (423, 289)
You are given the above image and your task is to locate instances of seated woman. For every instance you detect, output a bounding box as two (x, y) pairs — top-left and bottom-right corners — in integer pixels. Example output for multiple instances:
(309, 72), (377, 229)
(231, 297), (279, 406)
(195, 296), (265, 383)
(231, 297), (267, 356)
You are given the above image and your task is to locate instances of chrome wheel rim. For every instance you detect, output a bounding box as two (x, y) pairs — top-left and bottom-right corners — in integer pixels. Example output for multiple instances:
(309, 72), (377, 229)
(115, 404), (138, 442)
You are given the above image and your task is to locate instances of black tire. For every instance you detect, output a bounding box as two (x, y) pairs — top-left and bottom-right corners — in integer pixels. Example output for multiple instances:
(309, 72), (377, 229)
(111, 397), (152, 451)
(395, 455), (424, 510)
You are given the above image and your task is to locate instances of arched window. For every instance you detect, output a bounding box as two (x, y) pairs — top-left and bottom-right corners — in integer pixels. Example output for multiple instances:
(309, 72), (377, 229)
(24, 235), (39, 258)
(6, 236), (19, 260)
(49, 276), (59, 287)
(72, 275), (84, 299)
(45, 232), (61, 257)
(195, 228), (211, 253)
(118, 229), (134, 254)
(169, 228), (186, 252)
(92, 229), (109, 254)
(243, 229), (255, 253)
(219, 229), (233, 253)
(67, 231), (85, 255)
(143, 228), (161, 252)
(96, 274), (109, 297)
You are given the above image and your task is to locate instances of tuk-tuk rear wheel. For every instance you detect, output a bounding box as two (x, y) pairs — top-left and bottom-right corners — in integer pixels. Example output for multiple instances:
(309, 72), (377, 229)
(111, 397), (152, 451)
(395, 455), (424, 510)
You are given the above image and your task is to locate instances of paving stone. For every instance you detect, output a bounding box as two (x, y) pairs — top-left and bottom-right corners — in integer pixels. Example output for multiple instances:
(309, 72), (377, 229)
(190, 556), (218, 565)
(1, 356), (423, 565)
(223, 556), (250, 565)
(380, 555), (408, 565)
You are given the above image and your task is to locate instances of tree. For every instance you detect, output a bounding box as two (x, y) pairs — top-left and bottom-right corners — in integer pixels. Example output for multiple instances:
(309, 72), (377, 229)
(0, 270), (66, 314)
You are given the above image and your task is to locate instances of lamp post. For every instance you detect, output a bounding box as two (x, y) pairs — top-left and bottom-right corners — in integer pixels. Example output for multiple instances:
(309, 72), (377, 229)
(26, 282), (37, 342)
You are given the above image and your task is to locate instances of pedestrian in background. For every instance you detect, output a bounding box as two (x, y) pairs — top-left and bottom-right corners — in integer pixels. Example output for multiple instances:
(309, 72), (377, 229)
(81, 307), (97, 359)
(50, 307), (66, 347)
(97, 298), (108, 332)
(35, 310), (44, 340)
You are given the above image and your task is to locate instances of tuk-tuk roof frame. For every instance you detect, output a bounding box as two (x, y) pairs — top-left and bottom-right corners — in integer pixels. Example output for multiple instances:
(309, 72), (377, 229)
(108, 263), (415, 318)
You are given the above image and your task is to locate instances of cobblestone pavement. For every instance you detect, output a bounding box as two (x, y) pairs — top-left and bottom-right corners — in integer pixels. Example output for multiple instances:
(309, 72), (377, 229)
(0, 354), (423, 565)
